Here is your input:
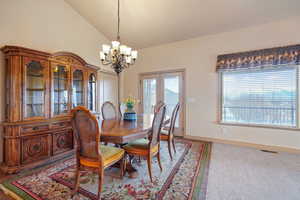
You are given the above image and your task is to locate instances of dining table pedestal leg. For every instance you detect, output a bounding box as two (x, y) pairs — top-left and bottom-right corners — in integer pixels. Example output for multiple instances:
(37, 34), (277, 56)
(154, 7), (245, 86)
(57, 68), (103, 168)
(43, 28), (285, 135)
(126, 155), (139, 178)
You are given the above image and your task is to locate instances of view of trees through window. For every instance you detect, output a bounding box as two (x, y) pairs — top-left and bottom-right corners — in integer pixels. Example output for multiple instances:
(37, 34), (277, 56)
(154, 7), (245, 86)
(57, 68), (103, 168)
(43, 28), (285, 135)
(221, 66), (297, 127)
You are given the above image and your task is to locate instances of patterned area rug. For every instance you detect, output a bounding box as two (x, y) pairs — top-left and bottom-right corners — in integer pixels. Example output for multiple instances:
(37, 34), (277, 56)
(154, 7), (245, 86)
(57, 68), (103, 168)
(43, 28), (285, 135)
(0, 140), (211, 200)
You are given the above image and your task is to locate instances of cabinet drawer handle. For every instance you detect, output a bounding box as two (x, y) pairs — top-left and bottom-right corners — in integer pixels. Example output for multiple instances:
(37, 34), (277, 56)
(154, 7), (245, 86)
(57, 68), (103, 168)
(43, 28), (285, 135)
(32, 127), (39, 130)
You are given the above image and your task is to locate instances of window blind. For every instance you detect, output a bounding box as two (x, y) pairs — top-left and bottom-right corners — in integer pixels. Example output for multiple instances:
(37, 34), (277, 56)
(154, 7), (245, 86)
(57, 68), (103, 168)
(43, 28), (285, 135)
(221, 66), (297, 127)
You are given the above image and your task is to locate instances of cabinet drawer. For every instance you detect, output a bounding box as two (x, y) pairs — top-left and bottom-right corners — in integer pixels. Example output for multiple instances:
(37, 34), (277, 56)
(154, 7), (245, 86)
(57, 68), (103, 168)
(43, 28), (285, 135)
(51, 121), (71, 130)
(21, 124), (49, 134)
(21, 134), (51, 164)
(53, 131), (73, 155)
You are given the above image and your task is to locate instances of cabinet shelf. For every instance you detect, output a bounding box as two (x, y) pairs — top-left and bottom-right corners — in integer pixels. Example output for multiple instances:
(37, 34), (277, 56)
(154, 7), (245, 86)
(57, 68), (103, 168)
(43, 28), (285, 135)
(53, 77), (68, 81)
(27, 74), (43, 78)
(26, 88), (44, 91)
(54, 89), (68, 92)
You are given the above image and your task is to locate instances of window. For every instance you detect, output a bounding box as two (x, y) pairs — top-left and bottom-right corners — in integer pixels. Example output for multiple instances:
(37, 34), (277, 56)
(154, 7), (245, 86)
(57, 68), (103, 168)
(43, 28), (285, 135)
(220, 66), (298, 128)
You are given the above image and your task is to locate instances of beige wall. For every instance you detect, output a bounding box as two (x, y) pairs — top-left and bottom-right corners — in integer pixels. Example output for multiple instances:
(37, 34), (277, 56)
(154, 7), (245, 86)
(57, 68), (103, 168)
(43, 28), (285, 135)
(124, 16), (300, 150)
(0, 0), (111, 161)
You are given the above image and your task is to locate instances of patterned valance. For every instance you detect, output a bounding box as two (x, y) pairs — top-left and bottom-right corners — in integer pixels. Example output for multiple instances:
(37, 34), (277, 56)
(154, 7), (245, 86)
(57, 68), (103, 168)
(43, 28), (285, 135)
(216, 44), (300, 72)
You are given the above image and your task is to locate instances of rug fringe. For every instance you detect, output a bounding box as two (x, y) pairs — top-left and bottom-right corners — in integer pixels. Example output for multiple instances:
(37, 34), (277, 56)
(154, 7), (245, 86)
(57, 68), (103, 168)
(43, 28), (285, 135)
(0, 184), (23, 200)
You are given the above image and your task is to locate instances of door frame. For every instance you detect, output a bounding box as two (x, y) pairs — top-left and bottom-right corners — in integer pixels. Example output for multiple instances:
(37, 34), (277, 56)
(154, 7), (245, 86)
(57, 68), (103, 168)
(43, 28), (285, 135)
(138, 68), (186, 136)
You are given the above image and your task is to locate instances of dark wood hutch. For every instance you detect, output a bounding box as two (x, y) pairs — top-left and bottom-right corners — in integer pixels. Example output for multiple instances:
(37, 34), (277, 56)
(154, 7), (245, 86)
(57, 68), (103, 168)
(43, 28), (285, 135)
(1, 46), (99, 174)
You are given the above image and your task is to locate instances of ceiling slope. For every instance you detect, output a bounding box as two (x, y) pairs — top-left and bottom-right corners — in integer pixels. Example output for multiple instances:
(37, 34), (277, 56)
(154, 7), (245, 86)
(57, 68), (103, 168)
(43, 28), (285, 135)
(65, 0), (300, 49)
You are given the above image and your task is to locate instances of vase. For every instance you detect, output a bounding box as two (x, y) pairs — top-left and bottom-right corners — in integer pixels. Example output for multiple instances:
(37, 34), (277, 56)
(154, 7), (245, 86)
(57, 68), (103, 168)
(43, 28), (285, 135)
(124, 103), (137, 120)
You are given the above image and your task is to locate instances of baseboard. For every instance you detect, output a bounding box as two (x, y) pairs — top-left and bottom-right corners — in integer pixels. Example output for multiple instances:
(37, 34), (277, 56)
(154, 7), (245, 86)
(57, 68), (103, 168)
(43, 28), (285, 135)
(184, 135), (300, 154)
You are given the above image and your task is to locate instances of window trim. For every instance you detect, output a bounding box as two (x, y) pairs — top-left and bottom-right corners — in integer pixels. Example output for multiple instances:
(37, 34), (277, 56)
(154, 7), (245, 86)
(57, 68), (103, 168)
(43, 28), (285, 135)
(218, 66), (300, 130)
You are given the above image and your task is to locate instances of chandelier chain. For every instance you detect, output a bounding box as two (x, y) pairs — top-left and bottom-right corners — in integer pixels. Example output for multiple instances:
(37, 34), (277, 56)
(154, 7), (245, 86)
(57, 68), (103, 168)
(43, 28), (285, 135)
(117, 0), (120, 41)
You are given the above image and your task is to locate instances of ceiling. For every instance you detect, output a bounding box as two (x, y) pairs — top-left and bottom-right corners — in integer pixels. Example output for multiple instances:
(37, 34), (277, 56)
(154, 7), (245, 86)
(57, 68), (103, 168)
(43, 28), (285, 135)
(65, 0), (300, 49)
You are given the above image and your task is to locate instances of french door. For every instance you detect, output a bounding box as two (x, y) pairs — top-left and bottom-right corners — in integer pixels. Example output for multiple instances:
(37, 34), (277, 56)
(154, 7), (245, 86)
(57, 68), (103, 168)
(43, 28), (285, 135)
(140, 70), (185, 136)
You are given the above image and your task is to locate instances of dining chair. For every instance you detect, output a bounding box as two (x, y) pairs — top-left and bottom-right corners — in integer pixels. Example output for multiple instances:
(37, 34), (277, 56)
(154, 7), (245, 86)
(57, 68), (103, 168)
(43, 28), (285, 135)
(154, 100), (164, 113)
(71, 106), (126, 199)
(160, 103), (180, 160)
(101, 101), (118, 120)
(119, 103), (127, 118)
(123, 104), (166, 182)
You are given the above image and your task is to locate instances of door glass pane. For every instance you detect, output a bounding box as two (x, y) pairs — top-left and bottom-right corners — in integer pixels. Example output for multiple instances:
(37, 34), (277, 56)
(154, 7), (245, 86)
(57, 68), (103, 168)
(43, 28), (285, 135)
(26, 61), (45, 118)
(164, 76), (180, 126)
(143, 79), (157, 114)
(73, 70), (84, 108)
(53, 66), (68, 115)
(88, 73), (96, 111)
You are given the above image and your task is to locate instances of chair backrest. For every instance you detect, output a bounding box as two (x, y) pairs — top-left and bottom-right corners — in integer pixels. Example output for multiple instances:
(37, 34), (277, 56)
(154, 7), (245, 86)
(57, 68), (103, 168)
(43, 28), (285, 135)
(169, 103), (180, 135)
(154, 101), (164, 114)
(101, 101), (118, 120)
(149, 104), (166, 148)
(119, 103), (127, 118)
(71, 106), (101, 160)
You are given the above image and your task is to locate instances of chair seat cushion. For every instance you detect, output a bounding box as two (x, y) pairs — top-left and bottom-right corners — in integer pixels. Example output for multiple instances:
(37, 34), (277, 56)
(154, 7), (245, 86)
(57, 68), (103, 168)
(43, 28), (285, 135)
(80, 145), (124, 168)
(100, 145), (124, 163)
(124, 138), (149, 149)
(123, 138), (158, 155)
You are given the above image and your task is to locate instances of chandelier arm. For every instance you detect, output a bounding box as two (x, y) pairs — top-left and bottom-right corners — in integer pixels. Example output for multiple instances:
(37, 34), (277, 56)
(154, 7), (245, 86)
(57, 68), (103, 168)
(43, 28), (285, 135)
(117, 53), (123, 63)
(101, 60), (112, 65)
(130, 59), (136, 65)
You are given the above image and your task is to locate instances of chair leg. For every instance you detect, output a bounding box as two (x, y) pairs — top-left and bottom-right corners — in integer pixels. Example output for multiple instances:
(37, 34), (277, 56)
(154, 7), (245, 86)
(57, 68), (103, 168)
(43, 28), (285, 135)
(167, 140), (173, 160)
(172, 137), (176, 153)
(138, 156), (141, 163)
(97, 167), (104, 200)
(119, 155), (126, 178)
(72, 162), (80, 197)
(157, 151), (163, 171)
(146, 154), (153, 182)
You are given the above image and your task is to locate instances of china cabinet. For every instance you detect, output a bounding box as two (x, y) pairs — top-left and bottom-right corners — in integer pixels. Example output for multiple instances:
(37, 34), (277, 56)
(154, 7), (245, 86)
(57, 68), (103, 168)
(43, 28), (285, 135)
(1, 46), (99, 174)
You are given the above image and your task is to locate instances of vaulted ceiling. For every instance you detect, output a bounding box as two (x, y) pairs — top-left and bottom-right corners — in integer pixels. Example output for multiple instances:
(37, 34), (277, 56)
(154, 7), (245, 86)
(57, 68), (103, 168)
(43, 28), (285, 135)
(65, 0), (300, 49)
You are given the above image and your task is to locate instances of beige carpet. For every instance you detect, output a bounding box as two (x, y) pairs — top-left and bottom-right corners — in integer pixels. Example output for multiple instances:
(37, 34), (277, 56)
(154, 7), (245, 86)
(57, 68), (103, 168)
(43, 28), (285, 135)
(206, 143), (300, 200)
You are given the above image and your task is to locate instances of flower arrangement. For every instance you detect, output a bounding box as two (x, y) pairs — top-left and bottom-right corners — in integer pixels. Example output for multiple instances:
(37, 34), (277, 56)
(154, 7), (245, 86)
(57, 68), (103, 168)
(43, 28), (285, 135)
(124, 96), (139, 111)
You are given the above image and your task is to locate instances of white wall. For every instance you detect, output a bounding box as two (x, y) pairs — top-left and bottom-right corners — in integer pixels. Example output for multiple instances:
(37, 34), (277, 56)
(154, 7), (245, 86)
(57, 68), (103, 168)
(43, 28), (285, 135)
(0, 0), (110, 161)
(124, 16), (300, 150)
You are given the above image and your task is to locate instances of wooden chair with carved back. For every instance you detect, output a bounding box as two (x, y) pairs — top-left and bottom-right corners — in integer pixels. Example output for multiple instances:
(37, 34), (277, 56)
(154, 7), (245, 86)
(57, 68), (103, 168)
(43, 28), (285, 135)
(71, 106), (126, 199)
(160, 103), (180, 160)
(101, 101), (118, 120)
(123, 104), (166, 182)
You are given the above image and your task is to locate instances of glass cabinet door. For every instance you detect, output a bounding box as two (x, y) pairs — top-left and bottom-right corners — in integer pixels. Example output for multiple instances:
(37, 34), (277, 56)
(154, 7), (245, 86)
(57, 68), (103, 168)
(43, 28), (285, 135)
(53, 65), (69, 115)
(88, 73), (96, 111)
(25, 60), (46, 118)
(72, 69), (84, 108)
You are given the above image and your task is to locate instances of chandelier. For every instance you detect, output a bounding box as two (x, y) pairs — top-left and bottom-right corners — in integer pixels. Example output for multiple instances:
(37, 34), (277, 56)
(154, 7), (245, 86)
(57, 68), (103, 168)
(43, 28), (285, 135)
(100, 0), (138, 74)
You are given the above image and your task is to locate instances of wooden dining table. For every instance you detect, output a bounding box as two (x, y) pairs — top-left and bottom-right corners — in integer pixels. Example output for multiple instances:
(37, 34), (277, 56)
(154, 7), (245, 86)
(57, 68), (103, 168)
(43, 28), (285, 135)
(98, 114), (169, 178)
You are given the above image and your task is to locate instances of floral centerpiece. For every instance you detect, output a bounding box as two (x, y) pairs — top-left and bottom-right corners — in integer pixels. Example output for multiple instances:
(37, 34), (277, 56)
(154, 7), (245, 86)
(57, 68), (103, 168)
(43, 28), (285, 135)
(123, 96), (139, 120)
